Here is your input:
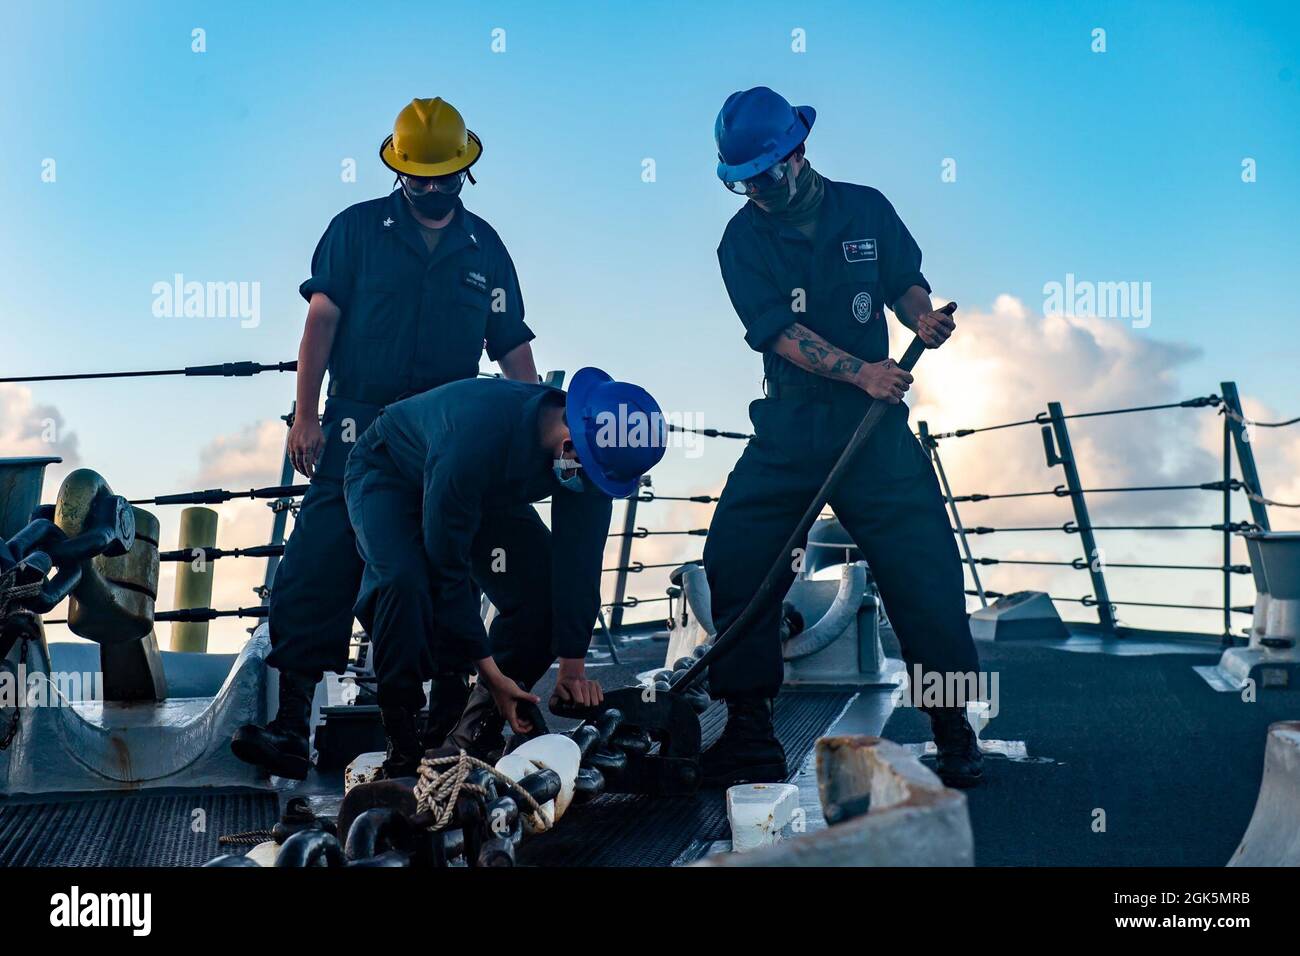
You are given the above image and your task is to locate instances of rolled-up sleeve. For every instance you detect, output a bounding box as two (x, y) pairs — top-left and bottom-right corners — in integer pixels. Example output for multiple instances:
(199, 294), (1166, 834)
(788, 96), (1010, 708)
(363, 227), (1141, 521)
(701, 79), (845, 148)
(717, 240), (795, 353)
(484, 245), (535, 362)
(549, 484), (613, 659)
(422, 447), (490, 661)
(299, 212), (356, 310)
(877, 196), (930, 308)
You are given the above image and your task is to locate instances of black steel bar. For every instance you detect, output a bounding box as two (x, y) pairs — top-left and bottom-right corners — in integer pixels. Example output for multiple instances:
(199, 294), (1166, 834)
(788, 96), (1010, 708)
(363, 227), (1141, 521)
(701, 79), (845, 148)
(1044, 401), (1116, 633)
(1220, 381), (1271, 531)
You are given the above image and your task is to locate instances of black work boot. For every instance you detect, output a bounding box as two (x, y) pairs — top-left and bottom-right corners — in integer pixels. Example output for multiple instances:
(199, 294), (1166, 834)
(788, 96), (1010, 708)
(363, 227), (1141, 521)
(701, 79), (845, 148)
(379, 705), (423, 779)
(421, 672), (472, 752)
(231, 670), (317, 780)
(927, 707), (984, 789)
(701, 696), (787, 787)
(444, 682), (506, 762)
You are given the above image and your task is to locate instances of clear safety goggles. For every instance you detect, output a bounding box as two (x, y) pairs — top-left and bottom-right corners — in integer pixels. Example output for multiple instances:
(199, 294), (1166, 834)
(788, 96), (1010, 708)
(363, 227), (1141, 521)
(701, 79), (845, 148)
(400, 171), (467, 195)
(723, 159), (793, 196)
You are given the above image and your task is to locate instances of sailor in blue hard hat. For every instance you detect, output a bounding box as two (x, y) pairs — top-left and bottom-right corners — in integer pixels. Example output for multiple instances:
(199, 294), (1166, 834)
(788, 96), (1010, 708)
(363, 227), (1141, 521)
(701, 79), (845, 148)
(701, 86), (985, 789)
(337, 370), (666, 776)
(565, 367), (668, 498)
(714, 86), (817, 200)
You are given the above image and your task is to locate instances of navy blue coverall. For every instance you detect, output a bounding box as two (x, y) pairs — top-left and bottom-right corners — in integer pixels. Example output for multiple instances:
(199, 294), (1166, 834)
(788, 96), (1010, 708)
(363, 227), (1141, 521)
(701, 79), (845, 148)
(342, 378), (613, 710)
(267, 190), (533, 680)
(703, 178), (980, 698)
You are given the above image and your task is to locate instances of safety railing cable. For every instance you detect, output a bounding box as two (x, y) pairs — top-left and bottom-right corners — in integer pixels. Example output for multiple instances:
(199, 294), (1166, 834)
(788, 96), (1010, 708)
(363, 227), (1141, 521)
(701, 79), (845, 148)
(0, 360), (297, 384)
(926, 393), (1221, 442)
(129, 483), (307, 506)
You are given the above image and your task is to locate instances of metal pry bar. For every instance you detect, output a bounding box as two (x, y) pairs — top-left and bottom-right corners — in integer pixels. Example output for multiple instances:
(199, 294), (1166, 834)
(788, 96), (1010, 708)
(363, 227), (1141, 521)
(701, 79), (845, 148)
(673, 312), (947, 693)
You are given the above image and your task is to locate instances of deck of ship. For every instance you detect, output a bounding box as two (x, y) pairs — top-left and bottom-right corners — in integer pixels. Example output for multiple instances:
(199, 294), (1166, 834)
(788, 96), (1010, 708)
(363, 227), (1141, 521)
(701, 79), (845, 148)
(2, 620), (1294, 867)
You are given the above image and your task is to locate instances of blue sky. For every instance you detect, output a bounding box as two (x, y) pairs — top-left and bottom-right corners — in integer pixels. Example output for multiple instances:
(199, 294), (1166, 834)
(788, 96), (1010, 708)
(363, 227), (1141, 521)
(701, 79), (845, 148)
(3, 0), (1298, 641)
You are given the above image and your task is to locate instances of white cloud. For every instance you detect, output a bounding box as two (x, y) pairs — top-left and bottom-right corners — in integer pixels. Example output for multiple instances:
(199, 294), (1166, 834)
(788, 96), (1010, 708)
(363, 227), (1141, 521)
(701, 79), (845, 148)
(0, 383), (81, 473)
(909, 296), (1255, 633)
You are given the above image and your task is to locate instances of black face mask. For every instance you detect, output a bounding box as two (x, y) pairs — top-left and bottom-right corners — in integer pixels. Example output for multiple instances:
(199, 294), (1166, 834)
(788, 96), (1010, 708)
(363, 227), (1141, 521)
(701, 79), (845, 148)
(403, 185), (459, 219)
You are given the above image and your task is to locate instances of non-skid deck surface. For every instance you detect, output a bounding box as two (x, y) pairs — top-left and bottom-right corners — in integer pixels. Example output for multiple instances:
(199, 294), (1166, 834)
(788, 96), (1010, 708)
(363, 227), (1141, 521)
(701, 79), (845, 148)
(517, 690), (852, 867)
(0, 789), (278, 867)
(882, 642), (1300, 866)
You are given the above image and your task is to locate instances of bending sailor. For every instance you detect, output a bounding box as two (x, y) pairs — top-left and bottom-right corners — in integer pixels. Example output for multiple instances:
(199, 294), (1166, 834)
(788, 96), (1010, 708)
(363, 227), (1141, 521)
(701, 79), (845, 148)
(343, 371), (666, 777)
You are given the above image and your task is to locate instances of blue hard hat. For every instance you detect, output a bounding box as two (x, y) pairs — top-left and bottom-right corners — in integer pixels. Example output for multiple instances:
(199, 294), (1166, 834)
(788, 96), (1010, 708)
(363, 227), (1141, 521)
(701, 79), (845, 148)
(715, 87), (816, 186)
(566, 367), (667, 499)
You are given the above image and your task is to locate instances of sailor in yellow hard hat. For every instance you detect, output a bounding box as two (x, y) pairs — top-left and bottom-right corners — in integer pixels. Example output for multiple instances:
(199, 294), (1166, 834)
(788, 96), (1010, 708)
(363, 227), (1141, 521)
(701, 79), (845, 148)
(233, 97), (539, 780)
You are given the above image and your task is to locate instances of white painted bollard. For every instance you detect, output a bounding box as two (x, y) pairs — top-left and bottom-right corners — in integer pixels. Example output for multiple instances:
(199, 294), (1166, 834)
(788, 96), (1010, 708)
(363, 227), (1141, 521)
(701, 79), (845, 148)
(726, 783), (800, 852)
(1229, 721), (1300, 866)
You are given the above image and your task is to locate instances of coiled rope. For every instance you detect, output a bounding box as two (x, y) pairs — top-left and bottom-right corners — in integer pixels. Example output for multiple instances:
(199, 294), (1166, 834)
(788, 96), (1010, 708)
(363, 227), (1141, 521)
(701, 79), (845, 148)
(413, 750), (548, 833)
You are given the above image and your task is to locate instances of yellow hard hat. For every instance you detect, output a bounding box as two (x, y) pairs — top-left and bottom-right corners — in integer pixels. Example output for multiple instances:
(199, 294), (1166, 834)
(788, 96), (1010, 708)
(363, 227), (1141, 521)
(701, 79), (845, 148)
(379, 97), (482, 177)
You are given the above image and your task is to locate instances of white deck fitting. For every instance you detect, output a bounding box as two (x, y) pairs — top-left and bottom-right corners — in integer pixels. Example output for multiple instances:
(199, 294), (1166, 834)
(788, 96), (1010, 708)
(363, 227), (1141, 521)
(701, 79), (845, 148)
(970, 590), (1068, 642)
(1197, 532), (1300, 692)
(697, 736), (973, 867)
(1228, 721), (1300, 866)
(663, 559), (904, 688)
(726, 783), (800, 852)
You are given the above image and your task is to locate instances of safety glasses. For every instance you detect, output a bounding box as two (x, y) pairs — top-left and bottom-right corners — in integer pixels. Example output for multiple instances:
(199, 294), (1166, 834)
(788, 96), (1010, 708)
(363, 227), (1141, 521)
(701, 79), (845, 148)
(400, 171), (467, 195)
(723, 159), (792, 195)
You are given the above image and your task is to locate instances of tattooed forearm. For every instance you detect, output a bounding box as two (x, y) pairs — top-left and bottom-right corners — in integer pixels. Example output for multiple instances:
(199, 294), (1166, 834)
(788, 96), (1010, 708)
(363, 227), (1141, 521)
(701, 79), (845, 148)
(778, 323), (864, 383)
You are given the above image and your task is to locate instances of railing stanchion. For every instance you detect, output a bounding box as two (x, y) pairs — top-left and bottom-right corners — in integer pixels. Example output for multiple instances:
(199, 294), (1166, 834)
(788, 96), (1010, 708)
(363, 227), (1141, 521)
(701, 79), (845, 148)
(261, 401), (297, 604)
(1222, 410), (1233, 647)
(608, 476), (647, 634)
(1220, 381), (1271, 531)
(1043, 401), (1117, 634)
(920, 421), (986, 608)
